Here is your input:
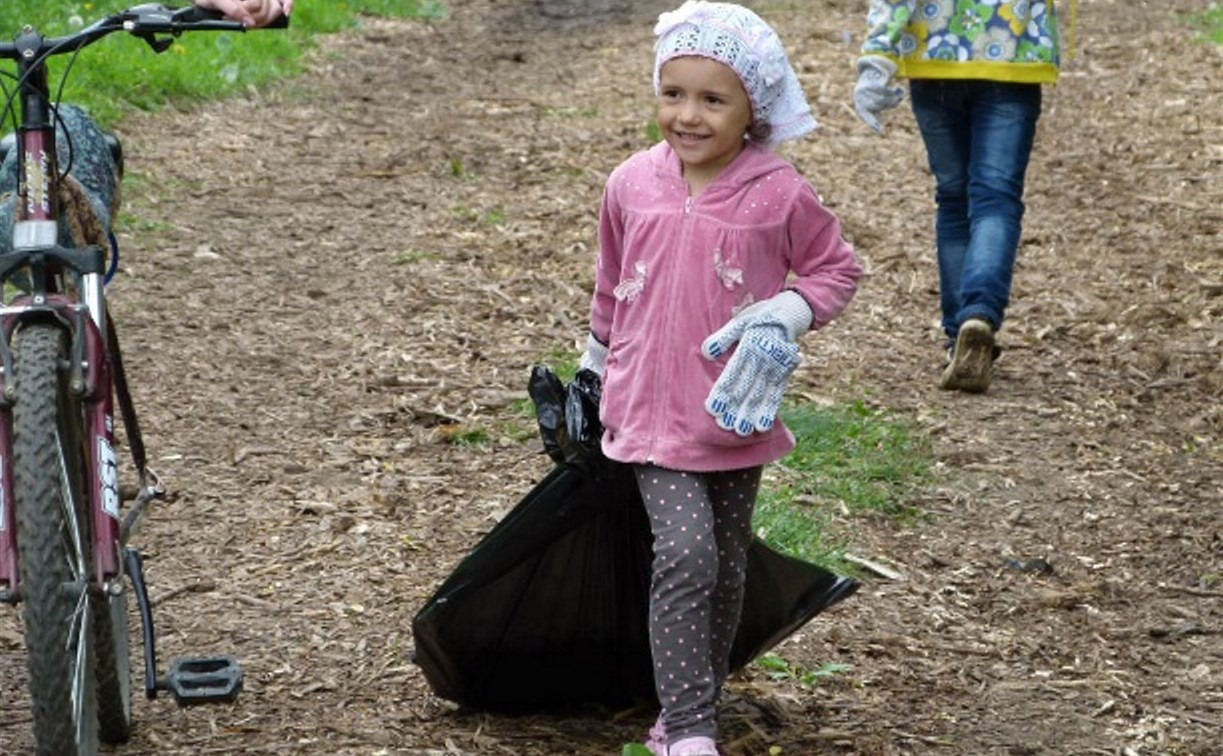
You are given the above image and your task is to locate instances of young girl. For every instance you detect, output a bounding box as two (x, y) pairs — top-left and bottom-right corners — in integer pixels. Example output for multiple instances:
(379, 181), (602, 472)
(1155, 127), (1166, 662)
(577, 3), (863, 754)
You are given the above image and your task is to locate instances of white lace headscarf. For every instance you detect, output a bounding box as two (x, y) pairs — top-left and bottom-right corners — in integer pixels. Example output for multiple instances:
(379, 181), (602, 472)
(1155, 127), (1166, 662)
(653, 1), (817, 149)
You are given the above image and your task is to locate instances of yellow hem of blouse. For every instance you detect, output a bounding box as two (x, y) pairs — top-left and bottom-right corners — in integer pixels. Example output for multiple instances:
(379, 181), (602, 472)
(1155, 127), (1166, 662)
(889, 58), (1060, 85)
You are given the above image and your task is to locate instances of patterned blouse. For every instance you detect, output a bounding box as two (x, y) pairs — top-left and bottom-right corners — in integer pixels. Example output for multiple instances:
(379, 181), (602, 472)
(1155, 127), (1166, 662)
(862, 0), (1063, 83)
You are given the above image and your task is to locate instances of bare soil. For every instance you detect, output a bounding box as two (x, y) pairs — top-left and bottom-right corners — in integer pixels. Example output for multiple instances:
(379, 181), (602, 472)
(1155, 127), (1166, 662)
(1, 1), (1220, 754)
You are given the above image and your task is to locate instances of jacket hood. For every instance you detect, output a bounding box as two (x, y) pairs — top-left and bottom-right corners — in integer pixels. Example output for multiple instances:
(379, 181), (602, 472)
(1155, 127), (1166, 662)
(648, 140), (793, 199)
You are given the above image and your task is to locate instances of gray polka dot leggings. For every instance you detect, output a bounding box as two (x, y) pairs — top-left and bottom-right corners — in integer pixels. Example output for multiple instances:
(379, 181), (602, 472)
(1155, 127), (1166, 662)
(633, 463), (763, 744)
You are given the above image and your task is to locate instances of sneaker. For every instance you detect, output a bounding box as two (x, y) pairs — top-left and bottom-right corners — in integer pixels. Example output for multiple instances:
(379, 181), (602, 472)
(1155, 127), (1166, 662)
(668, 736), (720, 756)
(940, 318), (995, 393)
(644, 716), (666, 756)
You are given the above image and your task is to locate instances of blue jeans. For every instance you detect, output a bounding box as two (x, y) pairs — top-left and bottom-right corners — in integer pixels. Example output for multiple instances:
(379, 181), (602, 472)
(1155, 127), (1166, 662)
(910, 80), (1042, 342)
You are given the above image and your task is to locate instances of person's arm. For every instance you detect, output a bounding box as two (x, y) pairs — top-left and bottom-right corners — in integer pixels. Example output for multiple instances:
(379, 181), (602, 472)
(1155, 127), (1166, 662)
(854, 0), (914, 133)
(194, 0), (291, 28)
(861, 0), (916, 59)
(590, 183), (625, 343)
(784, 185), (863, 330)
(699, 183), (863, 437)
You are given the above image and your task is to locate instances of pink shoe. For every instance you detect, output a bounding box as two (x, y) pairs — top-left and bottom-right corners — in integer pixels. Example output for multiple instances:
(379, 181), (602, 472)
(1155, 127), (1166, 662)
(644, 716), (666, 756)
(668, 736), (720, 756)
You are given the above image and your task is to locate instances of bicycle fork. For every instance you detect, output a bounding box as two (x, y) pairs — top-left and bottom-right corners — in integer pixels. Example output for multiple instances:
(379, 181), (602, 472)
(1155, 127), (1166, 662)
(0, 286), (118, 601)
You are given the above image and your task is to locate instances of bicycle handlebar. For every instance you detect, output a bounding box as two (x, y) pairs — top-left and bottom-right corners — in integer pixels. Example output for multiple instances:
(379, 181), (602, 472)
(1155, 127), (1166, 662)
(0, 4), (286, 61)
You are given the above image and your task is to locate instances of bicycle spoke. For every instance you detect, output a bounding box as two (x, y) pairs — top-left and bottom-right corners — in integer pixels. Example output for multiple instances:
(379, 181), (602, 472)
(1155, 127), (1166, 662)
(69, 585), (91, 747)
(57, 430), (88, 583)
(56, 423), (92, 751)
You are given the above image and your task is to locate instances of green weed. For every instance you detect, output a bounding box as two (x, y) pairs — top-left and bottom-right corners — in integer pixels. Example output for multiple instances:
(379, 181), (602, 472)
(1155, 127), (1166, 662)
(447, 428), (489, 446)
(114, 211), (172, 234)
(757, 653), (851, 688)
(393, 249), (439, 265)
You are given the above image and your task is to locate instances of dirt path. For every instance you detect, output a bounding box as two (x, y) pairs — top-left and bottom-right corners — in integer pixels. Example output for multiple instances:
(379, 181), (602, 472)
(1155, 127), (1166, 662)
(0, 1), (1219, 754)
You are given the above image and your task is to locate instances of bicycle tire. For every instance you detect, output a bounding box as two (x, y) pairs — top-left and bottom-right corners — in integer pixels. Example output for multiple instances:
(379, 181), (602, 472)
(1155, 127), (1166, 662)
(95, 571), (132, 743)
(13, 323), (100, 755)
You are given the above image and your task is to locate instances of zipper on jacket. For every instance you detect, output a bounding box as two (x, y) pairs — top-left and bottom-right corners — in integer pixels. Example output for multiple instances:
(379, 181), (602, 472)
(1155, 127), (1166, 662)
(647, 193), (696, 463)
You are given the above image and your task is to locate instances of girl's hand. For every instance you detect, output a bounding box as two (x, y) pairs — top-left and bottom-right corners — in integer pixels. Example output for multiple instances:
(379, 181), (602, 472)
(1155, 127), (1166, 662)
(194, 0), (291, 28)
(701, 291), (813, 435)
(704, 324), (800, 436)
(578, 334), (609, 379)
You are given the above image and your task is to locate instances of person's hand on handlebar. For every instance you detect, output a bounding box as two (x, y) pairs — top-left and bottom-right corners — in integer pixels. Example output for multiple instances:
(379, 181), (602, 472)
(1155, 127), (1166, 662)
(194, 0), (292, 28)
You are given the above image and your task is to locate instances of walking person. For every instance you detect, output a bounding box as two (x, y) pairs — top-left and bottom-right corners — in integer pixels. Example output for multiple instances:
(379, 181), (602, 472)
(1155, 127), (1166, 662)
(853, 0), (1065, 392)
(577, 3), (863, 753)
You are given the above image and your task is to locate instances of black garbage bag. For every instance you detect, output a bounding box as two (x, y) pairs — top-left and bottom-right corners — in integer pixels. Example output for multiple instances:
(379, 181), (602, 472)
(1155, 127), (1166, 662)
(526, 366), (606, 475)
(411, 367), (858, 710)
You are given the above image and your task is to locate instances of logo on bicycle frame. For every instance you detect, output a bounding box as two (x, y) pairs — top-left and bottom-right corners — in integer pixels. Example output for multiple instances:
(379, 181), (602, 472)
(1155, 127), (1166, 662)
(23, 150), (51, 215)
(98, 438), (119, 520)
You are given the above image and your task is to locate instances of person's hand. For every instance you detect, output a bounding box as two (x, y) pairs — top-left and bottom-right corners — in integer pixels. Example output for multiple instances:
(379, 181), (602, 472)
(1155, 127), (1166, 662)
(194, 0), (291, 28)
(701, 291), (813, 436)
(853, 56), (904, 134)
(578, 333), (608, 379)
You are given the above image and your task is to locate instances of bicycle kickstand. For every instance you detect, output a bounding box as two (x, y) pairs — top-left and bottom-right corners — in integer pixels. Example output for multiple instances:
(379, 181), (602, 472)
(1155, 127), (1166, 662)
(123, 548), (245, 705)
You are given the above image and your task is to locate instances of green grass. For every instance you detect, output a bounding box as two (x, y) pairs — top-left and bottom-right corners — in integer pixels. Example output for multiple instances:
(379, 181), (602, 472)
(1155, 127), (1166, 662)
(1190, 3), (1223, 44)
(754, 400), (930, 571)
(0, 1), (446, 127)
(777, 399), (930, 518)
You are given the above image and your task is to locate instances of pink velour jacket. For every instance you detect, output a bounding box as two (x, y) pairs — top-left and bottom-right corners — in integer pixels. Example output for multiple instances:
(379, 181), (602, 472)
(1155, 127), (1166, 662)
(589, 141), (863, 472)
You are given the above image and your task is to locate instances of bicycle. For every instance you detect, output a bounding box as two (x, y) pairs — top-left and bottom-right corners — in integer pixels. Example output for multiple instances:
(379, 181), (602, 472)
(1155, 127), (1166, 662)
(0, 5), (285, 754)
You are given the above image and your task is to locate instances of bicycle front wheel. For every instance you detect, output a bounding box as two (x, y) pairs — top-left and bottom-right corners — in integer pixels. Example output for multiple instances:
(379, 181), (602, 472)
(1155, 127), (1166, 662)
(13, 323), (99, 755)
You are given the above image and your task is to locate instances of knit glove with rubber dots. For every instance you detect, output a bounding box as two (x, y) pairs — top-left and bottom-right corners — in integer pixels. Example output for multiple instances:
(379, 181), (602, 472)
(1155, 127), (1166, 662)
(701, 291), (813, 436)
(578, 333), (609, 379)
(853, 56), (905, 134)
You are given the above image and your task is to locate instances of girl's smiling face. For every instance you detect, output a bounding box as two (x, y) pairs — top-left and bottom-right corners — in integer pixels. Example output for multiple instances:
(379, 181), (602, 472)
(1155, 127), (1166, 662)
(656, 56), (753, 192)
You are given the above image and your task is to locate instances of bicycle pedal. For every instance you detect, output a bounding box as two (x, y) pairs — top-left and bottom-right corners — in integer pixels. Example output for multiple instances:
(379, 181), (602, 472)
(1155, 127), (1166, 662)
(159, 655), (244, 706)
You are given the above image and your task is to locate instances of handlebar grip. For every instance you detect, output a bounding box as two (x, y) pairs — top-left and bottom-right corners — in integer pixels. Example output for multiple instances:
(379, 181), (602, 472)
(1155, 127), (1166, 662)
(182, 6), (291, 29)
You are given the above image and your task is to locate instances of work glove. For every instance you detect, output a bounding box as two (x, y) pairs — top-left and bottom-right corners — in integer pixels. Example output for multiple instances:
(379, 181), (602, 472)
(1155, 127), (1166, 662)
(701, 290), (813, 436)
(578, 333), (608, 379)
(853, 55), (904, 134)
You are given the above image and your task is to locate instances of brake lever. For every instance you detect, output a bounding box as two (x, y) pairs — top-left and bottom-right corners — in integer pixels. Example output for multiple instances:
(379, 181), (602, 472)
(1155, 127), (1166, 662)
(121, 4), (245, 52)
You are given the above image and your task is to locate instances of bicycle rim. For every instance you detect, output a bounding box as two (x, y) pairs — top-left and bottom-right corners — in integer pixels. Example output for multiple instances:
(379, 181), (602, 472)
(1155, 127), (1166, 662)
(14, 323), (99, 756)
